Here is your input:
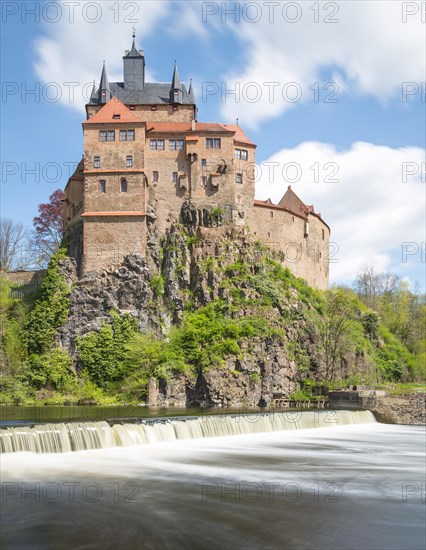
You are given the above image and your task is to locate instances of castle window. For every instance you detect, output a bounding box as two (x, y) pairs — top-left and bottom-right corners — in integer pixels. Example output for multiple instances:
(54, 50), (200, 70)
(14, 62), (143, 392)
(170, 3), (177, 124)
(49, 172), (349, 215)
(270, 211), (274, 218)
(94, 156), (100, 168)
(235, 173), (243, 184)
(172, 172), (178, 183)
(127, 130), (135, 141)
(121, 178), (128, 193)
(99, 180), (106, 193)
(107, 130), (115, 141)
(126, 155), (133, 168)
(201, 159), (207, 168)
(322, 228), (325, 240)
(153, 171), (159, 182)
(113, 114), (121, 120)
(201, 176), (207, 186)
(235, 149), (241, 159)
(151, 106), (157, 111)
(150, 140), (157, 150)
(241, 150), (248, 160)
(206, 138), (221, 149)
(129, 105), (136, 110)
(169, 140), (177, 151)
(99, 131), (107, 142)
(120, 130), (127, 141)
(177, 140), (184, 150)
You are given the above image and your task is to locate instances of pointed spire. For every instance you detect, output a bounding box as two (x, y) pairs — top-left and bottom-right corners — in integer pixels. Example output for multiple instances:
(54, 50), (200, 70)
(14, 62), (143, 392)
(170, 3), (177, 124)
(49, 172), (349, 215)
(170, 61), (184, 104)
(90, 79), (98, 102)
(125, 28), (143, 57)
(188, 79), (196, 104)
(99, 61), (111, 104)
(171, 61), (182, 90)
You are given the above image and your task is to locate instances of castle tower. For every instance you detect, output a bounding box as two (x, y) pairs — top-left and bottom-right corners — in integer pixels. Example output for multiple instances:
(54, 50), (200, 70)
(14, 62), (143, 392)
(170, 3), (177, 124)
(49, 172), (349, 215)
(123, 31), (145, 94)
(98, 62), (111, 104)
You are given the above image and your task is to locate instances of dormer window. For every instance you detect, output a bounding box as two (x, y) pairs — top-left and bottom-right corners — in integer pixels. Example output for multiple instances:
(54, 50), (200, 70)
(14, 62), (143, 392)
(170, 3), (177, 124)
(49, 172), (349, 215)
(113, 114), (121, 120)
(129, 106), (136, 111)
(151, 106), (157, 111)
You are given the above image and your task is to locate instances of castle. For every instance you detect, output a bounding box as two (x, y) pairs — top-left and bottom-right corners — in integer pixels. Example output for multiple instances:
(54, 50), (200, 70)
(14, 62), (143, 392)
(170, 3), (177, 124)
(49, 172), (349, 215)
(64, 35), (330, 289)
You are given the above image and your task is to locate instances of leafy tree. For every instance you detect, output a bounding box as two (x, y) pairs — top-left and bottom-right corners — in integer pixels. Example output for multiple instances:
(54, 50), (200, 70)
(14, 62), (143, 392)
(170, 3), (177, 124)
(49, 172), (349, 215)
(311, 289), (360, 381)
(24, 247), (71, 356)
(77, 310), (139, 387)
(33, 189), (65, 266)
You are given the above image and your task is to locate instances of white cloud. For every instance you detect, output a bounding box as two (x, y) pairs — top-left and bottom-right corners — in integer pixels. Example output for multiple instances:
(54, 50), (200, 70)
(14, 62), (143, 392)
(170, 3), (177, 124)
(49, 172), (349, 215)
(34, 1), (172, 111)
(219, 1), (425, 128)
(256, 142), (425, 284)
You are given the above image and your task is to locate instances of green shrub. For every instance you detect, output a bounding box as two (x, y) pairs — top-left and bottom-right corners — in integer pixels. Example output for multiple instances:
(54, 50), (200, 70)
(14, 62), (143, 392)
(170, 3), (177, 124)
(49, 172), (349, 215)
(77, 310), (139, 387)
(24, 248), (71, 356)
(28, 348), (76, 392)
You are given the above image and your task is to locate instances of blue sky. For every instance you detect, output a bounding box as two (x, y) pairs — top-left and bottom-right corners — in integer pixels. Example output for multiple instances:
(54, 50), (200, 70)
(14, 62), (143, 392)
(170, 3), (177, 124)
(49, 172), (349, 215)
(1, 1), (425, 289)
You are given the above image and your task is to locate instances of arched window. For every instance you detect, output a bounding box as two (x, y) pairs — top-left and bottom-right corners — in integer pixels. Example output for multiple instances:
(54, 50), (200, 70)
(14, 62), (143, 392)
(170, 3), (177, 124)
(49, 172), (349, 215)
(99, 180), (106, 193)
(121, 178), (128, 193)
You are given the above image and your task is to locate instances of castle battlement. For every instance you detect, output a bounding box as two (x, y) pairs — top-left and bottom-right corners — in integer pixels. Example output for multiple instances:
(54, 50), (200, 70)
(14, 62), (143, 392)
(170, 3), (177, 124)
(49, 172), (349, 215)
(64, 36), (330, 289)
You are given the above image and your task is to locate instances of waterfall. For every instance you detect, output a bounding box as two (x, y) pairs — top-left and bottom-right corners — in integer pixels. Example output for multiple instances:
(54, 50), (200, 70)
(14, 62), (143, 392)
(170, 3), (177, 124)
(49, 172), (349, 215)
(0, 410), (376, 454)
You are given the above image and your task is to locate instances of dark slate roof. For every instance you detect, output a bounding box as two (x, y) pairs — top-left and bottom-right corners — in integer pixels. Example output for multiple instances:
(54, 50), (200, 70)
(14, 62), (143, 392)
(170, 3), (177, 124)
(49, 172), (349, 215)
(89, 81), (194, 105)
(125, 38), (144, 58)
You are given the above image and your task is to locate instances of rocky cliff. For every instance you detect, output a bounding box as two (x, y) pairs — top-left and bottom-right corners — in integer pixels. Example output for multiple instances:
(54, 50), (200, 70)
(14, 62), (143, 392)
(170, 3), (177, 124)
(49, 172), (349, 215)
(57, 204), (328, 407)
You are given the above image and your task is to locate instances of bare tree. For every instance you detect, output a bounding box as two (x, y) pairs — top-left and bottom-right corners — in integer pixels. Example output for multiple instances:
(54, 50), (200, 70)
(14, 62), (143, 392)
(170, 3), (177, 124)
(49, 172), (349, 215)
(0, 218), (33, 271)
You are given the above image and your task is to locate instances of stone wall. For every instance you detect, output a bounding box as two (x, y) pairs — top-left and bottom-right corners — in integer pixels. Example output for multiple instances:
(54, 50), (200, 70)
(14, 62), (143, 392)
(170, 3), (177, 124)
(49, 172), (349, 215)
(0, 270), (46, 286)
(328, 390), (426, 426)
(250, 204), (330, 289)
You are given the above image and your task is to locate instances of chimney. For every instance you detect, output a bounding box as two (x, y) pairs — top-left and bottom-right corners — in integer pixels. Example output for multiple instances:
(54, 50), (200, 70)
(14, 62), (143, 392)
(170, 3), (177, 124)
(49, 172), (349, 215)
(191, 119), (196, 131)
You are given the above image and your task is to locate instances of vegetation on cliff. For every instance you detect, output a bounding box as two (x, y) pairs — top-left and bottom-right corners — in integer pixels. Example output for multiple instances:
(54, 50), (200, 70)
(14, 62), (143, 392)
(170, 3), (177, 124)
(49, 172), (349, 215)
(0, 227), (424, 405)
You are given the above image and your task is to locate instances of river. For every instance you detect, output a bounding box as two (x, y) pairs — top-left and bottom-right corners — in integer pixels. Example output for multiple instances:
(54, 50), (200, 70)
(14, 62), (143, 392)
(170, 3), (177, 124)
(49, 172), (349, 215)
(1, 411), (424, 549)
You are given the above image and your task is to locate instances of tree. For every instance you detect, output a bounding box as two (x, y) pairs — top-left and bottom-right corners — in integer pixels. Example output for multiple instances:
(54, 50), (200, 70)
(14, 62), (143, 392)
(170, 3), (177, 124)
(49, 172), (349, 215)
(0, 218), (31, 271)
(33, 189), (65, 265)
(312, 288), (359, 381)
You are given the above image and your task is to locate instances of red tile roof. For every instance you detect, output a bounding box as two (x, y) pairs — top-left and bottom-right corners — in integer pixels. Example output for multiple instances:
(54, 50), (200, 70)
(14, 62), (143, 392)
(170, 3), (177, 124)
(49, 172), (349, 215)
(224, 124), (256, 146)
(84, 97), (142, 125)
(146, 122), (233, 134)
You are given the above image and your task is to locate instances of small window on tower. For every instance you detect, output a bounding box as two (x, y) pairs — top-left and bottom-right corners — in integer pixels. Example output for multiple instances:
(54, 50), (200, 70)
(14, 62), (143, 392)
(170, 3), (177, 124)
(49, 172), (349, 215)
(99, 131), (107, 142)
(120, 130), (127, 141)
(129, 105), (136, 111)
(201, 176), (207, 186)
(270, 211), (274, 218)
(235, 173), (243, 184)
(206, 138), (213, 149)
(169, 140), (177, 151)
(322, 229), (325, 240)
(121, 179), (128, 193)
(99, 180), (106, 193)
(201, 159), (207, 168)
(127, 130), (135, 141)
(107, 130), (115, 141)
(151, 106), (157, 111)
(241, 150), (248, 160)
(176, 140), (184, 151)
(94, 156), (100, 168)
(126, 156), (133, 168)
(150, 140), (157, 151)
(213, 138), (221, 149)
(235, 149), (241, 159)
(157, 140), (165, 151)
(153, 171), (159, 182)
(172, 172), (178, 183)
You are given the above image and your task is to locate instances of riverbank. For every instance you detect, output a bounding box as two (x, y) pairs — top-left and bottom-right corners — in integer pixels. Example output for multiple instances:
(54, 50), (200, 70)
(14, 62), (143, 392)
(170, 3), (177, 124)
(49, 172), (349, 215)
(328, 390), (425, 426)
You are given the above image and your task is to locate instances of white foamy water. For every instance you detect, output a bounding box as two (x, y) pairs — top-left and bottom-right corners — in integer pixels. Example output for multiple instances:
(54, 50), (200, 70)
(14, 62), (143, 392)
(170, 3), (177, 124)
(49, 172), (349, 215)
(1, 416), (424, 550)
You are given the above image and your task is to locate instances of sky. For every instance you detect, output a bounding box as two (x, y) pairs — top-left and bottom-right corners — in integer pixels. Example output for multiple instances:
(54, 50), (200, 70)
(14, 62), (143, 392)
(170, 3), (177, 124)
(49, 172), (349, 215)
(1, 0), (425, 290)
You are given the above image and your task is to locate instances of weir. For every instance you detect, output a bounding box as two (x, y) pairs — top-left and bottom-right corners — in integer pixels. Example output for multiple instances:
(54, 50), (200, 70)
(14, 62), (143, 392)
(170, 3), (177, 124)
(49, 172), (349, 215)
(0, 410), (376, 454)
